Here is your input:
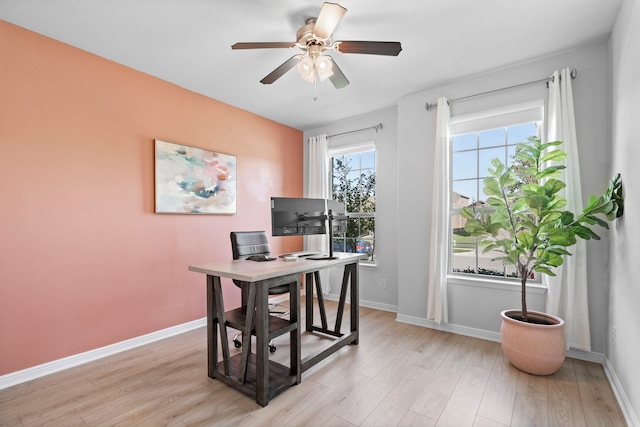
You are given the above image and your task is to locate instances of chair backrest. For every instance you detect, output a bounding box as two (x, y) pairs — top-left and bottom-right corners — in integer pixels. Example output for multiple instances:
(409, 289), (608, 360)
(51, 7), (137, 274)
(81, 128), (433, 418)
(230, 231), (271, 260)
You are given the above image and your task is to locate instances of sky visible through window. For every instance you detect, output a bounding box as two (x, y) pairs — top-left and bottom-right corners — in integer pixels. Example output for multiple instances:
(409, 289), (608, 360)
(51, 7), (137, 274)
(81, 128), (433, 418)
(452, 123), (537, 204)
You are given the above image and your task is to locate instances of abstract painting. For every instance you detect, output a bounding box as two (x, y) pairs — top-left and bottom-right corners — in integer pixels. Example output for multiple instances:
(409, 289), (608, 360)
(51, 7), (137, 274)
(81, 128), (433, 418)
(154, 139), (237, 214)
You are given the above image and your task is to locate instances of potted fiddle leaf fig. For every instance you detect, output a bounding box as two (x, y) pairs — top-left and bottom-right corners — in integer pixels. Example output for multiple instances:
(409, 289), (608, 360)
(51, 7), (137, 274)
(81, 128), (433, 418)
(460, 137), (623, 375)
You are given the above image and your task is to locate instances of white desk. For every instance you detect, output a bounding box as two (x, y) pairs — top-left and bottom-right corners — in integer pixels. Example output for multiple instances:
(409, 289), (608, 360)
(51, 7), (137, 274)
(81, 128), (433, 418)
(188, 252), (366, 406)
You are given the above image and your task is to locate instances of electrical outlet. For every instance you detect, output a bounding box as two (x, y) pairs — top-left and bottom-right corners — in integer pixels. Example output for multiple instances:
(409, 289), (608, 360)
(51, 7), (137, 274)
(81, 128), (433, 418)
(380, 278), (386, 289)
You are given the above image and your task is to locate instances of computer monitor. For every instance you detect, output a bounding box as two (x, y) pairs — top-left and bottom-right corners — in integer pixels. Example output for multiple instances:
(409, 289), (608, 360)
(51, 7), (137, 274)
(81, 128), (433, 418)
(270, 197), (327, 237)
(270, 197), (348, 260)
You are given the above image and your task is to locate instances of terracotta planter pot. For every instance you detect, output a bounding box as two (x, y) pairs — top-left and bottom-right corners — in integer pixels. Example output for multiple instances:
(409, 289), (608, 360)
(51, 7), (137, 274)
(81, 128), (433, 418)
(500, 309), (566, 376)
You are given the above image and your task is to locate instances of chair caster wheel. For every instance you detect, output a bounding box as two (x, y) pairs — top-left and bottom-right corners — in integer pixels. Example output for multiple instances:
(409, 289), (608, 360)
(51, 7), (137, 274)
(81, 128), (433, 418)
(269, 345), (277, 353)
(233, 339), (242, 348)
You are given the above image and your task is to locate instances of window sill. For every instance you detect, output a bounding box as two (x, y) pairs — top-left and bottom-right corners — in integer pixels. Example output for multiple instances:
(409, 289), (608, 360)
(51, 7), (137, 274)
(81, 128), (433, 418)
(446, 274), (546, 294)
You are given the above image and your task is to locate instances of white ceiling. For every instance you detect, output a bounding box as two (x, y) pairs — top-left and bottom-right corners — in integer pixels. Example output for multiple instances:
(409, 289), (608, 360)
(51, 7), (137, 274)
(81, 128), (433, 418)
(0, 0), (622, 130)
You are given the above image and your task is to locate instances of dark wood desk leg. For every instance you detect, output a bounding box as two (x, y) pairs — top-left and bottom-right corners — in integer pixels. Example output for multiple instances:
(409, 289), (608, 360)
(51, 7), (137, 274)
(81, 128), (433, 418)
(335, 266), (350, 333)
(349, 263), (359, 345)
(206, 275), (218, 378)
(305, 272), (314, 332)
(290, 277), (301, 383)
(255, 282), (269, 406)
(314, 271), (329, 330)
(239, 284), (256, 383)
(212, 276), (231, 376)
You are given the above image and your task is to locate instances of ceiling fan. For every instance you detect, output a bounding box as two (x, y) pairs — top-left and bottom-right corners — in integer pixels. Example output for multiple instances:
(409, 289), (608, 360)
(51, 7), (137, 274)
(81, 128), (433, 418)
(231, 2), (402, 89)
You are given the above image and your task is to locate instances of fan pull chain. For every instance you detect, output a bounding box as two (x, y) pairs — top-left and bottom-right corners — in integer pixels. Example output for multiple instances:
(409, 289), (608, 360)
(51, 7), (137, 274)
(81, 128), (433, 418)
(314, 77), (318, 101)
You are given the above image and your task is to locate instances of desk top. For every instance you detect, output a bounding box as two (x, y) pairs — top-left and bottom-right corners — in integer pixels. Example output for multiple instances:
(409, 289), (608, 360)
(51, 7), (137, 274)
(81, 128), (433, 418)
(189, 253), (366, 282)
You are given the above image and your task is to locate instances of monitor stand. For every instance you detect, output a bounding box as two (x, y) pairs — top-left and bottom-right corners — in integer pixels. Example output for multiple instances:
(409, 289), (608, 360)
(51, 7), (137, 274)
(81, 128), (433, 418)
(306, 209), (338, 260)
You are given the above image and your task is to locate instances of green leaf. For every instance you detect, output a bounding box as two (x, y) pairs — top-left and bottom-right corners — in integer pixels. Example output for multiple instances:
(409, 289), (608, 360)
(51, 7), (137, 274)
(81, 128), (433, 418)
(464, 221), (486, 234)
(490, 158), (504, 175)
(515, 151), (537, 164)
(537, 166), (564, 180)
(483, 178), (502, 197)
(517, 230), (534, 250)
(543, 179), (566, 196)
(583, 194), (600, 212)
(559, 211), (575, 225)
(460, 207), (475, 220)
(547, 247), (572, 256)
(541, 149), (567, 163)
(540, 211), (563, 225)
(584, 214), (608, 228)
(547, 229), (576, 246)
(487, 197), (506, 207)
(526, 194), (550, 212)
(606, 205), (619, 221)
(539, 140), (563, 150)
(545, 196), (567, 211)
(533, 266), (557, 276)
(499, 171), (517, 188)
(572, 224), (600, 240)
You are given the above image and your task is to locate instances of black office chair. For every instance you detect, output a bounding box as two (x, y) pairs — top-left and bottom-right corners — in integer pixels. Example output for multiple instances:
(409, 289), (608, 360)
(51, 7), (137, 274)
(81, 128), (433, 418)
(230, 231), (291, 353)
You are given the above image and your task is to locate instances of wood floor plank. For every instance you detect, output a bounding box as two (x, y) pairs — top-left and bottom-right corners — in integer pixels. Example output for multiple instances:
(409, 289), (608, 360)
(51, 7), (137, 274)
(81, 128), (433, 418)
(435, 339), (499, 426)
(410, 334), (478, 419)
(511, 392), (549, 427)
(547, 359), (587, 427)
(360, 362), (433, 426)
(333, 345), (422, 425)
(0, 302), (628, 427)
(477, 349), (519, 425)
(573, 359), (626, 426)
(473, 415), (509, 427)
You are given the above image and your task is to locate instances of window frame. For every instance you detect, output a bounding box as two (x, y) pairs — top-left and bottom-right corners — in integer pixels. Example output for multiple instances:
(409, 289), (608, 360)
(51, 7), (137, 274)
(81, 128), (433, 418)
(447, 101), (544, 284)
(329, 141), (376, 263)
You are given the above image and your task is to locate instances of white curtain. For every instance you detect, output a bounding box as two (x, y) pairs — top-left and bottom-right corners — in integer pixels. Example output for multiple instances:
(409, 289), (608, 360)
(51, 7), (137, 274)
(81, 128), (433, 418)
(427, 97), (451, 324)
(306, 134), (330, 292)
(545, 68), (591, 351)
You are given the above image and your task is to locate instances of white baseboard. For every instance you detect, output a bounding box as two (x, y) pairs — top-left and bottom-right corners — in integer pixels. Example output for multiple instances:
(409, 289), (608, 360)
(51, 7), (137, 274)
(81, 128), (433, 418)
(396, 313), (502, 343)
(323, 292), (398, 313)
(395, 313), (609, 364)
(604, 358), (640, 427)
(0, 318), (206, 390)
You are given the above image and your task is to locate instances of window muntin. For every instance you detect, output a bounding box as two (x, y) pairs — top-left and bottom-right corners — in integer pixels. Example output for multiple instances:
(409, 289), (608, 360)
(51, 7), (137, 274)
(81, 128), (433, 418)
(331, 149), (376, 262)
(449, 122), (540, 281)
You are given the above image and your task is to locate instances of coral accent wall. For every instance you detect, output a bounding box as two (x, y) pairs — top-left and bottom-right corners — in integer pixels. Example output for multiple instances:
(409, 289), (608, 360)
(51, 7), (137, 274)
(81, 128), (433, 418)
(0, 21), (303, 375)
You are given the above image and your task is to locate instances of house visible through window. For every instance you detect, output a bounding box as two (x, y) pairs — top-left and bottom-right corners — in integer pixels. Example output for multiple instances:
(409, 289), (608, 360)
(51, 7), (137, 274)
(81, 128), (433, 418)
(449, 108), (542, 281)
(330, 146), (375, 263)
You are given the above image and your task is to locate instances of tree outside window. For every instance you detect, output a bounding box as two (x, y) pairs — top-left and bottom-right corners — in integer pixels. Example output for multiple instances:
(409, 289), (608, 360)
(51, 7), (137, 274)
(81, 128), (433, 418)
(331, 150), (376, 262)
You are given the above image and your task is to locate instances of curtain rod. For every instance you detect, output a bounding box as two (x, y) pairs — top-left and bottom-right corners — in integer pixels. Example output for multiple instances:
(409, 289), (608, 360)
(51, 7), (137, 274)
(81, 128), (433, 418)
(425, 68), (578, 112)
(327, 123), (383, 138)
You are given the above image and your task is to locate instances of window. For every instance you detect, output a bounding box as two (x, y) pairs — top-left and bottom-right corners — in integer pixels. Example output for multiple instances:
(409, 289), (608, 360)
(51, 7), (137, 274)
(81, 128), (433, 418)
(330, 146), (376, 262)
(448, 102), (543, 281)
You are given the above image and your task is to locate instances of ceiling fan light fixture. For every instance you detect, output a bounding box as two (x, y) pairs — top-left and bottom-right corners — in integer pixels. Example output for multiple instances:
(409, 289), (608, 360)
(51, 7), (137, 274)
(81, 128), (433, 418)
(315, 55), (334, 81)
(297, 56), (316, 82)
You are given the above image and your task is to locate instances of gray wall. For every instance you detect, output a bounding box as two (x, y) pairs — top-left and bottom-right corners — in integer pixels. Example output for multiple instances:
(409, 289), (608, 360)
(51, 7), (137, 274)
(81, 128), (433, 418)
(397, 41), (613, 353)
(305, 41), (614, 351)
(609, 0), (640, 423)
(304, 107), (399, 312)
(303, 14), (639, 423)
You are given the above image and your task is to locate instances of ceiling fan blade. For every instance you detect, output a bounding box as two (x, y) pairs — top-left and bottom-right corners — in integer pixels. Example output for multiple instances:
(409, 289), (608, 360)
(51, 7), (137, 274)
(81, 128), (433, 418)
(313, 2), (347, 39)
(232, 42), (296, 50)
(335, 41), (402, 56)
(329, 59), (349, 89)
(260, 56), (300, 84)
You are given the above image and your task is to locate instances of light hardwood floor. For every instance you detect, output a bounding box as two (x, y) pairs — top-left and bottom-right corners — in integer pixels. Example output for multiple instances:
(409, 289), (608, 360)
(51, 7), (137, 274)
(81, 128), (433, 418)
(0, 301), (626, 426)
